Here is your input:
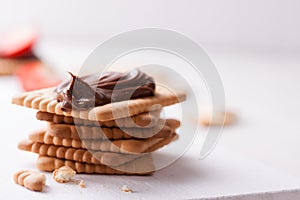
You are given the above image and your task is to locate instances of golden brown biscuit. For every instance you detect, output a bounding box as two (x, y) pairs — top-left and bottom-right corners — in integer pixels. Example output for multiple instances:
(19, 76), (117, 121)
(0, 58), (37, 75)
(27, 130), (178, 153)
(12, 86), (186, 121)
(36, 155), (154, 175)
(18, 140), (142, 166)
(36, 110), (162, 128)
(46, 119), (176, 140)
(13, 170), (46, 192)
(200, 110), (235, 126)
(53, 166), (76, 183)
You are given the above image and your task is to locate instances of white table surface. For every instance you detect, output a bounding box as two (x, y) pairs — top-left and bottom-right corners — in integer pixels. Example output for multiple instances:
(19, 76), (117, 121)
(1, 42), (300, 199)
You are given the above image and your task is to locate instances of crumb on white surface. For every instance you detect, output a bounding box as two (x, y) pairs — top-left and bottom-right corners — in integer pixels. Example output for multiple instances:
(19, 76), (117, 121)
(53, 166), (76, 183)
(79, 180), (86, 188)
(199, 106), (236, 126)
(121, 185), (133, 193)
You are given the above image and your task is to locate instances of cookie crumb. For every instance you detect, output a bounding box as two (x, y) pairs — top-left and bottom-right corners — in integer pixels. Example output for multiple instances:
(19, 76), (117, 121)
(200, 106), (235, 126)
(121, 185), (133, 193)
(79, 180), (86, 188)
(14, 170), (46, 192)
(53, 166), (76, 183)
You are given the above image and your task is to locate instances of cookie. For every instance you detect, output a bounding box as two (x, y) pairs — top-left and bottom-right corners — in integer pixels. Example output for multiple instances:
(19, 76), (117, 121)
(18, 140), (142, 166)
(200, 109), (236, 126)
(0, 58), (37, 75)
(28, 130), (178, 153)
(52, 166), (76, 183)
(13, 170), (46, 192)
(36, 109), (162, 128)
(36, 155), (154, 175)
(46, 119), (178, 140)
(12, 86), (186, 121)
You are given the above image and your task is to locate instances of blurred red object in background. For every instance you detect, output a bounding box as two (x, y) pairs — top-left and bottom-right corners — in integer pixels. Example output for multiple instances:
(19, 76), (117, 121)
(0, 27), (38, 59)
(16, 61), (61, 91)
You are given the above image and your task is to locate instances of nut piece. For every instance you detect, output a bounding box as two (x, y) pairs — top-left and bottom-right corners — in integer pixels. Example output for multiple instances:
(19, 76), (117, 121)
(53, 166), (76, 183)
(79, 180), (86, 188)
(121, 185), (133, 193)
(14, 170), (46, 192)
(200, 107), (235, 126)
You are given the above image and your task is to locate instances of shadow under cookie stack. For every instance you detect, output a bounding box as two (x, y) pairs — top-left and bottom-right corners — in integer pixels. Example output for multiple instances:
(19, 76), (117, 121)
(13, 69), (186, 175)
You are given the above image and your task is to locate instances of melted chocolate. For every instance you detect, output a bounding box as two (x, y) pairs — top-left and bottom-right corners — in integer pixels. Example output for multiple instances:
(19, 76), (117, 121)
(55, 69), (155, 111)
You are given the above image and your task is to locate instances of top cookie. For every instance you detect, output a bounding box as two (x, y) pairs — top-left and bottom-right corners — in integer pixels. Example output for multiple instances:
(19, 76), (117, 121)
(12, 86), (186, 121)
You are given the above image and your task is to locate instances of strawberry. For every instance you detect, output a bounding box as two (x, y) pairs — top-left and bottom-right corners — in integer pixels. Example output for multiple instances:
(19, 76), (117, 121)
(0, 27), (38, 58)
(16, 61), (61, 91)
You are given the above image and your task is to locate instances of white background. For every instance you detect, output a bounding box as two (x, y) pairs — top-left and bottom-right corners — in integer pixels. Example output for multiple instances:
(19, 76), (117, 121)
(1, 0), (300, 49)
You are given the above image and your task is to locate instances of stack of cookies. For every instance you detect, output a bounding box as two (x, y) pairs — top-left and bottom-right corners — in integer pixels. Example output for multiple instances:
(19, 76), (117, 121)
(12, 70), (186, 175)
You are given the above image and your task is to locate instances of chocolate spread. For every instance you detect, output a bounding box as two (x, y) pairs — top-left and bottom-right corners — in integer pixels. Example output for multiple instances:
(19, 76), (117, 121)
(55, 69), (155, 111)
